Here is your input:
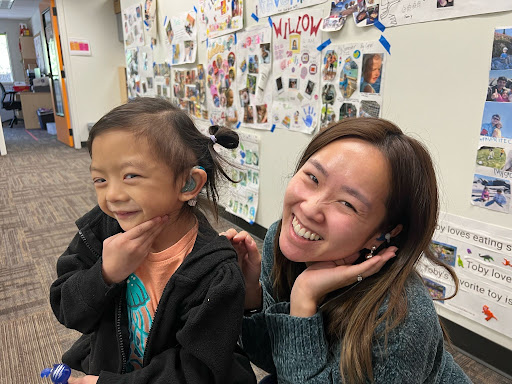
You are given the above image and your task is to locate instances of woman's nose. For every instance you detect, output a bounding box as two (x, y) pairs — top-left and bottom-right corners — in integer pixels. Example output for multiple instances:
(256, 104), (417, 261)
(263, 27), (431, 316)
(301, 194), (326, 222)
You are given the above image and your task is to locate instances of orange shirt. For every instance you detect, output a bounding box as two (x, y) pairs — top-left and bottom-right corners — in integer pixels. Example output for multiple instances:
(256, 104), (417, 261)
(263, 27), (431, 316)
(125, 221), (198, 371)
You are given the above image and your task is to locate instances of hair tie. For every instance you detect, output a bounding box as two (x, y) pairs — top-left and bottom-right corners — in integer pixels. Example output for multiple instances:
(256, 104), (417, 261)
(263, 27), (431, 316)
(210, 134), (217, 144)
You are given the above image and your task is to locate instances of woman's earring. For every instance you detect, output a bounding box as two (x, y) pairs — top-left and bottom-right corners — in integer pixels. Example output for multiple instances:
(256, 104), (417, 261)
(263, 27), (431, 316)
(377, 233), (391, 243)
(366, 246), (376, 259)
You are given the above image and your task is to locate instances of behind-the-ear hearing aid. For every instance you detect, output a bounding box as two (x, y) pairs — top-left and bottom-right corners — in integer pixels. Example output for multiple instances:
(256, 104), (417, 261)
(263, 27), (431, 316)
(181, 166), (205, 192)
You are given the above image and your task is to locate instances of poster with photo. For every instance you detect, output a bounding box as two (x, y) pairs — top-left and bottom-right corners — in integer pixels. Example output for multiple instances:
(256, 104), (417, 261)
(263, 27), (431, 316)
(167, 11), (197, 65)
(203, 0), (243, 39)
(321, 0), (357, 32)
(122, 4), (145, 48)
(271, 10), (323, 134)
(417, 212), (512, 338)
(218, 131), (260, 224)
(138, 45), (154, 97)
(378, 0), (512, 28)
(143, 0), (157, 45)
(153, 62), (171, 99)
(319, 41), (386, 128)
(236, 26), (273, 130)
(353, 0), (380, 27)
(206, 34), (238, 127)
(172, 65), (208, 120)
(472, 27), (512, 214)
(125, 48), (140, 99)
(258, 0), (327, 17)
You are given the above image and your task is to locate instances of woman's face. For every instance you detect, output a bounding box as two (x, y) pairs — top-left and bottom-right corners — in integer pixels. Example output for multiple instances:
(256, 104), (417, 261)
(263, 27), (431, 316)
(280, 138), (391, 264)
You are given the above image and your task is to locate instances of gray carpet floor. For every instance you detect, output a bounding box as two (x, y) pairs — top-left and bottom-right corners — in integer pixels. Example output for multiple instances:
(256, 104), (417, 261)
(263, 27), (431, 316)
(1, 126), (509, 383)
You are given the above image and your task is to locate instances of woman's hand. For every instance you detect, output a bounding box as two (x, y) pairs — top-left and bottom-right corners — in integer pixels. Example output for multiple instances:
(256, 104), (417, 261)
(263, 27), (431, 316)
(102, 215), (169, 284)
(290, 246), (398, 317)
(220, 228), (262, 310)
(68, 375), (99, 384)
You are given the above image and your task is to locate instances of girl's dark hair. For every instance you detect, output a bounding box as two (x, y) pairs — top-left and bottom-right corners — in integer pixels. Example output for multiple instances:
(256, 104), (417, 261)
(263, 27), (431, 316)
(271, 117), (458, 383)
(87, 97), (239, 218)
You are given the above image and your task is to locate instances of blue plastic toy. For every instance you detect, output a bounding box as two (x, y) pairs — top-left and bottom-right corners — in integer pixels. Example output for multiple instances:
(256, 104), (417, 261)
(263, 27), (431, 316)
(41, 363), (71, 384)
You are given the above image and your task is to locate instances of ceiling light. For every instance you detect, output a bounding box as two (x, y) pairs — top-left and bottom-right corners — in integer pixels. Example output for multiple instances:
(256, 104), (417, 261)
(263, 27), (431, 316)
(0, 0), (15, 10)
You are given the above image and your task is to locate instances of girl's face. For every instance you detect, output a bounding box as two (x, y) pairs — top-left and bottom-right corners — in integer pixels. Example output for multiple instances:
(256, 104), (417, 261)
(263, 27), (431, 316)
(227, 90), (234, 106)
(367, 56), (382, 83)
(90, 130), (186, 233)
(280, 138), (391, 264)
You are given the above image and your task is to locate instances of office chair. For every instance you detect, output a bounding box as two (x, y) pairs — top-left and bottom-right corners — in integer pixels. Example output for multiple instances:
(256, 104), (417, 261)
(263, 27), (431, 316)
(1, 82), (23, 128)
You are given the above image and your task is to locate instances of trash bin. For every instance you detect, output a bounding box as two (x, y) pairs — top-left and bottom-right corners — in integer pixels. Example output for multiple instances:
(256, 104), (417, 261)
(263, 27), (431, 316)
(37, 108), (55, 130)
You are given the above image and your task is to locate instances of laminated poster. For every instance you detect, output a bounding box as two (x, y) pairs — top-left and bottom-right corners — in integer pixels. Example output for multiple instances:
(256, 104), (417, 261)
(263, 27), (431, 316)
(203, 0), (243, 39)
(378, 0), (512, 28)
(472, 27), (512, 215)
(122, 3), (145, 48)
(236, 25), (273, 130)
(417, 212), (512, 338)
(166, 11), (198, 65)
(153, 62), (171, 100)
(143, 0), (157, 45)
(206, 34), (238, 128)
(319, 41), (386, 128)
(125, 48), (140, 99)
(218, 131), (260, 224)
(258, 0), (327, 18)
(172, 65), (209, 120)
(271, 10), (324, 134)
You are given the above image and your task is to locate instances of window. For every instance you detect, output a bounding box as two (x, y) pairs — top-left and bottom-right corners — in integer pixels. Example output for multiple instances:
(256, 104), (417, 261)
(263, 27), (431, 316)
(0, 33), (13, 82)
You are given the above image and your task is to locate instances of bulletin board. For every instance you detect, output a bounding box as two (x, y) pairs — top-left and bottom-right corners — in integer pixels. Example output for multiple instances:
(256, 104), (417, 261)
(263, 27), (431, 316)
(119, 0), (512, 352)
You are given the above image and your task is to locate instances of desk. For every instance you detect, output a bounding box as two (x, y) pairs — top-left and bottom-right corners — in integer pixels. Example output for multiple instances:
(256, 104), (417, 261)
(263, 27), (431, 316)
(19, 92), (53, 129)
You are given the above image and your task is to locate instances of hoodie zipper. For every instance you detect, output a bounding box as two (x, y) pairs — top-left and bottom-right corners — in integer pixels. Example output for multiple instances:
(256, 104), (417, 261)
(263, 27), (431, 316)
(78, 229), (127, 374)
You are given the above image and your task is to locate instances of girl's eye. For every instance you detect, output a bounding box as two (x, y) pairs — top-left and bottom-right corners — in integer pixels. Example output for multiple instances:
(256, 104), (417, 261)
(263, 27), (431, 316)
(124, 174), (139, 180)
(308, 174), (318, 184)
(341, 201), (357, 212)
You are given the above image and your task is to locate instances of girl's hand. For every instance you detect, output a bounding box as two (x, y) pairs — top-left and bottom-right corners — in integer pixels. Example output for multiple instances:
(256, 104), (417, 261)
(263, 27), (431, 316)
(101, 215), (169, 284)
(68, 375), (99, 384)
(220, 228), (262, 309)
(290, 246), (398, 317)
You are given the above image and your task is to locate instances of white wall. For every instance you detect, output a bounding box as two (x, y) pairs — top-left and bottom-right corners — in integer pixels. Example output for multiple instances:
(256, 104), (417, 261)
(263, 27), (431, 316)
(119, 1), (512, 350)
(55, 0), (125, 145)
(0, 18), (30, 82)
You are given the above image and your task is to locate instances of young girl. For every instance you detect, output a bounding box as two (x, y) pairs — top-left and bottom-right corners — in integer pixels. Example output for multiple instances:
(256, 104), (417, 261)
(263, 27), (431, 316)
(223, 118), (471, 383)
(50, 98), (256, 384)
(225, 88), (239, 128)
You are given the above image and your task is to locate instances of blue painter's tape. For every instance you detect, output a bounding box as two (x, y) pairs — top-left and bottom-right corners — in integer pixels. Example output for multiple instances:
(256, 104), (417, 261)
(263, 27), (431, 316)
(206, 38), (209, 47)
(236, 121), (241, 129)
(251, 13), (259, 22)
(193, 6), (197, 13)
(249, 220), (254, 225)
(210, 119), (214, 126)
(379, 35), (391, 54)
(234, 33), (237, 44)
(163, 16), (167, 27)
(316, 38), (331, 52)
(271, 124), (276, 132)
(374, 20), (385, 32)
(144, 20), (149, 27)
(268, 17), (273, 28)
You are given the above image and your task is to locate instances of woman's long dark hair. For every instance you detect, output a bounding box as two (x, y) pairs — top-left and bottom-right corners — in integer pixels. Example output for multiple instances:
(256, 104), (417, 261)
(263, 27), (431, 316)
(271, 118), (458, 383)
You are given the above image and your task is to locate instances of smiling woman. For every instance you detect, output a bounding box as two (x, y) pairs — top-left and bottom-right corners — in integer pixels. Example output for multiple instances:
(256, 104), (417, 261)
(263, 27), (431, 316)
(223, 117), (472, 384)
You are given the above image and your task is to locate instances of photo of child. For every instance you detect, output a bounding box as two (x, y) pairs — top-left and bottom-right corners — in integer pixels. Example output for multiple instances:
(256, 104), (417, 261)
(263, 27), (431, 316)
(260, 43), (270, 64)
(360, 53), (383, 93)
(256, 105), (268, 123)
(289, 78), (298, 89)
(437, 0), (453, 8)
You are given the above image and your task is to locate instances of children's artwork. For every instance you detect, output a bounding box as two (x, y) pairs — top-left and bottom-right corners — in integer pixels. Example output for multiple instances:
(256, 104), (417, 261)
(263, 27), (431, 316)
(236, 26), (273, 130)
(197, 0), (208, 42)
(122, 4), (145, 48)
(417, 212), (512, 338)
(138, 45), (154, 97)
(378, 0), (512, 28)
(153, 62), (171, 99)
(172, 65), (209, 120)
(321, 0), (358, 32)
(206, 34), (238, 127)
(271, 10), (324, 134)
(218, 131), (260, 224)
(258, 0), (327, 17)
(143, 0), (157, 45)
(167, 11), (197, 65)
(125, 48), (140, 98)
(203, 0), (243, 39)
(472, 26), (512, 215)
(319, 41), (386, 128)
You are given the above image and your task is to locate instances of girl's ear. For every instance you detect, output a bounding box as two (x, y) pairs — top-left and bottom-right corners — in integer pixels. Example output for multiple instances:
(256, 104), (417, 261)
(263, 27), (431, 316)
(178, 167), (207, 203)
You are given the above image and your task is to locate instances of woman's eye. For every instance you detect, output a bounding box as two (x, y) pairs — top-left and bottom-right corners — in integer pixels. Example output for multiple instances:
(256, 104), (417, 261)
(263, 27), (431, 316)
(341, 201), (357, 212)
(308, 174), (318, 184)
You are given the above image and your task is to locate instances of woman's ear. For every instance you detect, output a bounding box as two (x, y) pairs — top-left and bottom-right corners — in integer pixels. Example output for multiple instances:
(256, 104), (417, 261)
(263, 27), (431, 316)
(179, 168), (207, 203)
(389, 224), (403, 239)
